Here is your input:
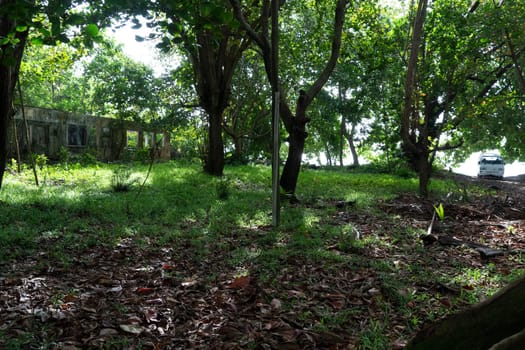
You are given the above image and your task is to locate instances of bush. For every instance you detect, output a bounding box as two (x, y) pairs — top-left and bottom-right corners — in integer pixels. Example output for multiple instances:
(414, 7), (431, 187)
(110, 165), (137, 192)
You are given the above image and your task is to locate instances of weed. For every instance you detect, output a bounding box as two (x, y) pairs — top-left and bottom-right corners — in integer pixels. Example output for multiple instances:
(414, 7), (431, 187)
(216, 177), (230, 200)
(433, 202), (445, 221)
(359, 320), (390, 350)
(3, 332), (35, 350)
(110, 165), (137, 192)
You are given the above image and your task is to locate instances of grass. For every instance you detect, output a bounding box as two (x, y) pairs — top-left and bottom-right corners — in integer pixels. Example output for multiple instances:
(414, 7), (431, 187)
(0, 160), (521, 348)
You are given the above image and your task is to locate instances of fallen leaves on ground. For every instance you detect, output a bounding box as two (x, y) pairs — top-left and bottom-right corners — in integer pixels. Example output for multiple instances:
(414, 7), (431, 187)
(1, 178), (525, 349)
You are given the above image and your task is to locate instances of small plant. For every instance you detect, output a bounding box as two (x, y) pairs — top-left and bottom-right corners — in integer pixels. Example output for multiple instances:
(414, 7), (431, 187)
(433, 203), (445, 221)
(80, 148), (98, 165)
(359, 320), (390, 350)
(110, 165), (137, 192)
(9, 158), (18, 173)
(32, 153), (48, 170)
(216, 177), (230, 200)
(58, 146), (70, 167)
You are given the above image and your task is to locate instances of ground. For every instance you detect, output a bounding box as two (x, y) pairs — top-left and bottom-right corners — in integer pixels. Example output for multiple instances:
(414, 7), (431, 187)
(1, 172), (524, 349)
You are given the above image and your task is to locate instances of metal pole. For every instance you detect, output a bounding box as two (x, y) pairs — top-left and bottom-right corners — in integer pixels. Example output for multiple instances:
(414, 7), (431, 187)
(272, 91), (280, 226)
(271, 0), (280, 227)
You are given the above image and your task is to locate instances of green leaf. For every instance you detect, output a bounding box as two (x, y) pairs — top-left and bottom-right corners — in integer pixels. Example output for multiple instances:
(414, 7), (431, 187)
(201, 3), (213, 17)
(16, 25), (28, 32)
(85, 23), (99, 37)
(135, 35), (145, 42)
(30, 37), (44, 46)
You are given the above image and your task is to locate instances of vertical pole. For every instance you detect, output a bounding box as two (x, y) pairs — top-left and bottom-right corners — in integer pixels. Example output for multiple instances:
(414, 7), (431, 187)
(271, 0), (280, 227)
(272, 92), (280, 226)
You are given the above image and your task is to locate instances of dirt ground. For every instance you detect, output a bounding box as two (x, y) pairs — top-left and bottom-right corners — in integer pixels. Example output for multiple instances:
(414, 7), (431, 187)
(1, 172), (525, 349)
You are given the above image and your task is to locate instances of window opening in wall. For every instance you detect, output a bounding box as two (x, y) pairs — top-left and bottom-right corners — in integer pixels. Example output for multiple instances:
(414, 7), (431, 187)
(127, 130), (138, 147)
(144, 132), (153, 147)
(68, 124), (87, 146)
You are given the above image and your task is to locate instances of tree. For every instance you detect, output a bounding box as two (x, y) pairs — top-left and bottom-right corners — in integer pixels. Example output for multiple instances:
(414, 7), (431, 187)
(0, 1), (31, 189)
(305, 90), (341, 166)
(231, 0), (348, 196)
(223, 51), (272, 164)
(400, 0), (525, 196)
(85, 40), (161, 121)
(18, 42), (85, 111)
(456, 1), (525, 162)
(127, 1), (254, 176)
(328, 1), (401, 167)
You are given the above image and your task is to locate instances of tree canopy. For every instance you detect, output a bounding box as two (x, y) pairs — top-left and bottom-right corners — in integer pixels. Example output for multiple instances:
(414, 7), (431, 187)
(2, 0), (525, 195)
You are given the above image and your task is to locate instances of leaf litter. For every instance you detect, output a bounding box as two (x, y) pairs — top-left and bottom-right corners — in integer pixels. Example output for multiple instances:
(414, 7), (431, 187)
(1, 177), (525, 349)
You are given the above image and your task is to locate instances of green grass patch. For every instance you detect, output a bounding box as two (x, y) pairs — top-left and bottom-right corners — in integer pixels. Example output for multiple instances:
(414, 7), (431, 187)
(1, 160), (519, 348)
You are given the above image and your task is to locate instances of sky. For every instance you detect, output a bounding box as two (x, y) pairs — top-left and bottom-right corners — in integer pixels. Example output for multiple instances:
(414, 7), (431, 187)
(108, 20), (172, 76)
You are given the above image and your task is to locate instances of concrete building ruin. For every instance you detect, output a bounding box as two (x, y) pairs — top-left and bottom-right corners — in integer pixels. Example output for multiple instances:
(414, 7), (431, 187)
(8, 106), (171, 162)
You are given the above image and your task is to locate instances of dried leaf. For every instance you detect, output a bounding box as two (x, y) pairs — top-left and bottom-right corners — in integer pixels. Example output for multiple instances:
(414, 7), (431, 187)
(270, 298), (282, 310)
(162, 264), (174, 270)
(439, 297), (452, 308)
(119, 324), (145, 334)
(229, 275), (251, 289)
(143, 308), (159, 323)
(136, 287), (154, 294)
(99, 328), (118, 336)
(108, 285), (123, 293)
(181, 279), (198, 287)
(63, 293), (76, 303)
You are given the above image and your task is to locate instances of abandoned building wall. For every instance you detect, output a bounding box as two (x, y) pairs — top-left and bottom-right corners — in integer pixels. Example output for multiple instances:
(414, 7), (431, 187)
(8, 106), (171, 162)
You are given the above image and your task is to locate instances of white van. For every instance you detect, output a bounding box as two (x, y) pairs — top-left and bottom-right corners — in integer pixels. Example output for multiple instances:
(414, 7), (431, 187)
(478, 153), (504, 178)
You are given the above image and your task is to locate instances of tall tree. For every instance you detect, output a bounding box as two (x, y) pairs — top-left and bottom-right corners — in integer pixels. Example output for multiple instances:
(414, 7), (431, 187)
(399, 0), (524, 196)
(0, 0), (31, 189)
(231, 0), (348, 196)
(223, 51), (272, 163)
(19, 42), (84, 111)
(85, 40), (161, 121)
(129, 1), (253, 176)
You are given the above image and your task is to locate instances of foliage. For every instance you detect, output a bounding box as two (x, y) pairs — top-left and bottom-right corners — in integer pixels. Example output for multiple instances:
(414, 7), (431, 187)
(433, 203), (445, 221)
(110, 165), (138, 192)
(84, 39), (162, 122)
(223, 50), (272, 164)
(18, 42), (85, 111)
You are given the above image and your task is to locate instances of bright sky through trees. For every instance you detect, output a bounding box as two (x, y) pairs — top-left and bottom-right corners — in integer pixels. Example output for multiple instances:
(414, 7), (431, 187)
(108, 20), (171, 76)
(106, 2), (525, 178)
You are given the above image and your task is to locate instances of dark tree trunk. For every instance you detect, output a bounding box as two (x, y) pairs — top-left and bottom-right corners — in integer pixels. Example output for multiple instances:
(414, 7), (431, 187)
(343, 122), (359, 166)
(0, 5), (29, 189)
(280, 92), (309, 194)
(190, 26), (248, 177)
(0, 70), (12, 189)
(407, 275), (525, 350)
(416, 152), (431, 197)
(204, 110), (225, 176)
(348, 136), (359, 166)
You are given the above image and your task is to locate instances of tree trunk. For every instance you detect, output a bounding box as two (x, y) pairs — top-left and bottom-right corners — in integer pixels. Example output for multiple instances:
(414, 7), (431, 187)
(343, 122), (359, 166)
(400, 0), (429, 197)
(0, 70), (12, 189)
(280, 93), (309, 194)
(0, 8), (29, 189)
(406, 275), (525, 350)
(339, 116), (344, 167)
(416, 153), (431, 198)
(204, 109), (224, 176)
